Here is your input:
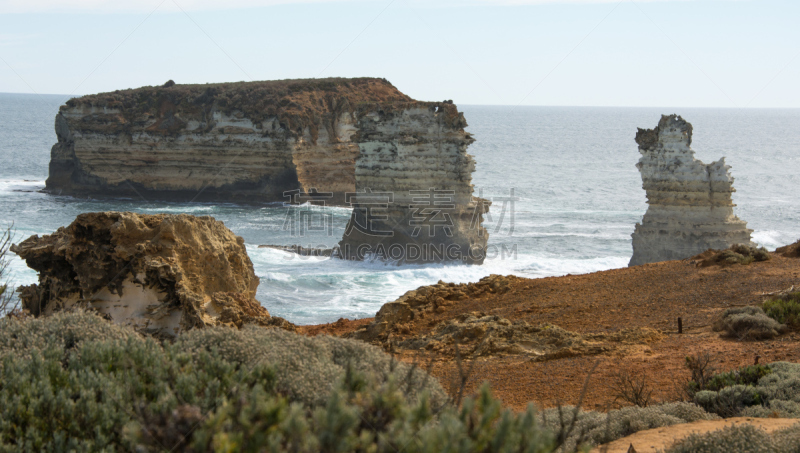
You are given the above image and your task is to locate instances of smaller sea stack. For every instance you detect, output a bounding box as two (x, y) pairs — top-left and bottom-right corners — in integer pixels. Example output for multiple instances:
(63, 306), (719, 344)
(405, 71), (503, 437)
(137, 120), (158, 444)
(629, 114), (754, 266)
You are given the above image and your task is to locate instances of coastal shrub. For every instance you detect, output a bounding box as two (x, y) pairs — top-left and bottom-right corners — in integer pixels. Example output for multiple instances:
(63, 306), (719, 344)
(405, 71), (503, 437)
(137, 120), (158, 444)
(684, 353), (719, 398)
(538, 402), (718, 452)
(175, 324), (448, 408)
(664, 424), (778, 453)
(0, 310), (568, 452)
(665, 423), (800, 453)
(0, 309), (138, 359)
(697, 244), (771, 267)
(0, 225), (18, 316)
(180, 384), (560, 453)
(703, 364), (773, 392)
(763, 292), (800, 330)
(771, 423), (800, 453)
(692, 362), (800, 418)
(712, 306), (786, 340)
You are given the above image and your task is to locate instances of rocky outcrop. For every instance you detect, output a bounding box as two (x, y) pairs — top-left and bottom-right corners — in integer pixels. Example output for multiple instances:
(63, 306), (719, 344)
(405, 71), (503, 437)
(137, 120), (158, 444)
(11, 212), (287, 336)
(338, 102), (490, 264)
(629, 115), (754, 266)
(346, 275), (661, 359)
(348, 275), (519, 344)
(396, 313), (661, 360)
(46, 78), (489, 264)
(46, 78), (411, 204)
(776, 239), (800, 258)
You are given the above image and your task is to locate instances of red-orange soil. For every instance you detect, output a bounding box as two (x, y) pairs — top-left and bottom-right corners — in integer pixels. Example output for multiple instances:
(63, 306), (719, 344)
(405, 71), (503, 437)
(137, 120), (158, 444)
(298, 254), (800, 412)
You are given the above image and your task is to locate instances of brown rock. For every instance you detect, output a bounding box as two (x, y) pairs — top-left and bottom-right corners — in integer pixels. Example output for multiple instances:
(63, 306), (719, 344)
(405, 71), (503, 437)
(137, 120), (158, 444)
(11, 212), (284, 336)
(776, 239), (800, 258)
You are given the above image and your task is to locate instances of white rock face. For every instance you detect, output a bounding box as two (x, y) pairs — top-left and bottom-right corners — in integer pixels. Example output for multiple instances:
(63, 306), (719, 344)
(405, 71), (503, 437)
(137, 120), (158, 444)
(338, 103), (490, 264)
(629, 114), (754, 266)
(45, 78), (411, 205)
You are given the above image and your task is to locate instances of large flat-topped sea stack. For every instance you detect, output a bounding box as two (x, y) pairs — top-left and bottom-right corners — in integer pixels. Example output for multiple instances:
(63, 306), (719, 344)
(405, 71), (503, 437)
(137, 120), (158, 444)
(629, 114), (754, 266)
(46, 78), (412, 204)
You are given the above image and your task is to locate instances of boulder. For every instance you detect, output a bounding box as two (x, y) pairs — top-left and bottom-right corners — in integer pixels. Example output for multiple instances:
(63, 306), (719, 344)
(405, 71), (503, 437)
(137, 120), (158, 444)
(12, 212), (275, 336)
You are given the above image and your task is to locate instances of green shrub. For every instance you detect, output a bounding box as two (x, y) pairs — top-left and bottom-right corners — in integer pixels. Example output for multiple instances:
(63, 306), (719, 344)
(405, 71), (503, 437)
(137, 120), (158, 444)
(665, 423), (800, 453)
(712, 306), (786, 340)
(704, 364), (772, 392)
(0, 225), (18, 316)
(0, 310), (567, 452)
(683, 353), (719, 398)
(664, 424), (777, 453)
(0, 310), (138, 360)
(692, 362), (800, 418)
(763, 293), (800, 330)
(538, 402), (718, 452)
(175, 324), (448, 408)
(771, 423), (800, 453)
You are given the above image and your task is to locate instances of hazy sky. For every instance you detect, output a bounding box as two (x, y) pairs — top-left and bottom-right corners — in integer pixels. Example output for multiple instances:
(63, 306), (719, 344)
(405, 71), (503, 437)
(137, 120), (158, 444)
(1, 0), (798, 107)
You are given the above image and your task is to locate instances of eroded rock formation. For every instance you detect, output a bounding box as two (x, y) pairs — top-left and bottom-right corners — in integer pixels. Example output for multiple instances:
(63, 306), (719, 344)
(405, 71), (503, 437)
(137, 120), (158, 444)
(346, 275), (661, 359)
(629, 115), (754, 266)
(11, 212), (287, 336)
(348, 275), (519, 343)
(46, 78), (411, 204)
(46, 78), (489, 264)
(338, 102), (490, 264)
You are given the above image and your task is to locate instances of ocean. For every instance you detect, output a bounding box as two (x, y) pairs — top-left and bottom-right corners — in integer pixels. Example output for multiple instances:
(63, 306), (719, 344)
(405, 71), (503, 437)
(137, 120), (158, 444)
(1, 92), (799, 324)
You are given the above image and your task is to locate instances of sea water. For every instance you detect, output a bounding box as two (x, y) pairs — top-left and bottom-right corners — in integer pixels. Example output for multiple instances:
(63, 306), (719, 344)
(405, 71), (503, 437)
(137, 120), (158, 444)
(1, 93), (799, 324)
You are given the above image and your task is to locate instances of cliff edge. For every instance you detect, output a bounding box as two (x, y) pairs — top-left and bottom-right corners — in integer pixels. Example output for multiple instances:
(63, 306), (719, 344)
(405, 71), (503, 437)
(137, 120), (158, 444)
(629, 115), (754, 266)
(46, 78), (490, 264)
(11, 212), (277, 336)
(46, 78), (411, 204)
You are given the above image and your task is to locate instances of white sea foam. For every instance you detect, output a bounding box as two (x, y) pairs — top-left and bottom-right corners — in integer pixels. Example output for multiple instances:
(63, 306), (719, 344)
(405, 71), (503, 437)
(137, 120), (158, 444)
(753, 230), (797, 251)
(4, 101), (800, 325)
(0, 179), (45, 193)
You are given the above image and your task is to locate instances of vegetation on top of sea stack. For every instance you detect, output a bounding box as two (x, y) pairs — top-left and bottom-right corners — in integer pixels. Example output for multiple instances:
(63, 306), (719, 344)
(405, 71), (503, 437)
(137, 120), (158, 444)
(61, 77), (417, 141)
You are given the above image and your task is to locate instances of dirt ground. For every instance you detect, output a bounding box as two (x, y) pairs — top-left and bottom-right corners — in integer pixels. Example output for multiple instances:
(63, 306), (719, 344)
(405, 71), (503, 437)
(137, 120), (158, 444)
(298, 253), (800, 412)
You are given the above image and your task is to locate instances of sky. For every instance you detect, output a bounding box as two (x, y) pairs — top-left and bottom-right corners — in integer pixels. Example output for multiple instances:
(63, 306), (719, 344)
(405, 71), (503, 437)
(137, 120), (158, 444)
(0, 0), (799, 107)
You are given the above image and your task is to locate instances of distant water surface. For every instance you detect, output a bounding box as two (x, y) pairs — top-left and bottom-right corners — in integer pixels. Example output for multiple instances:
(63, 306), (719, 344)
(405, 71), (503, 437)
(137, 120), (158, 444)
(1, 93), (798, 324)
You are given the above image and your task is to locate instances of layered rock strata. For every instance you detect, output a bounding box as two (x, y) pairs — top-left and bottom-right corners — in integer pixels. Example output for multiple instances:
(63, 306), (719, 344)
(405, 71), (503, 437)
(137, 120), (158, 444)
(46, 78), (489, 264)
(11, 212), (283, 336)
(338, 102), (490, 264)
(46, 78), (412, 204)
(629, 115), (754, 266)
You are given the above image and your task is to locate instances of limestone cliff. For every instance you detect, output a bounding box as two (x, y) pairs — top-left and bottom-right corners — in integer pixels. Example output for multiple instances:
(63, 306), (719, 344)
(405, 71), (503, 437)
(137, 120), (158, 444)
(47, 78), (490, 264)
(629, 114), (754, 266)
(11, 212), (284, 336)
(338, 102), (490, 264)
(46, 78), (411, 204)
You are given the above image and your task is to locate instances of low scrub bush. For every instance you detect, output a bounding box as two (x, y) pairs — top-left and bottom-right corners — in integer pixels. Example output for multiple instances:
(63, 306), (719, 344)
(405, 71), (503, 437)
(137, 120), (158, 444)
(712, 306), (786, 340)
(692, 362), (800, 418)
(538, 402), (718, 452)
(683, 353), (718, 399)
(763, 292), (800, 330)
(665, 423), (800, 453)
(703, 364), (772, 392)
(0, 310), (572, 452)
(0, 225), (18, 316)
(697, 244), (771, 267)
